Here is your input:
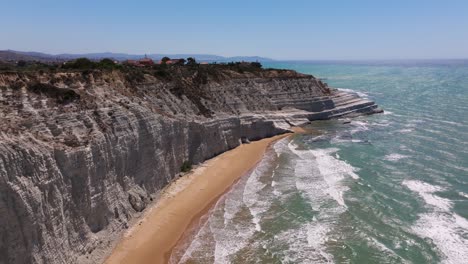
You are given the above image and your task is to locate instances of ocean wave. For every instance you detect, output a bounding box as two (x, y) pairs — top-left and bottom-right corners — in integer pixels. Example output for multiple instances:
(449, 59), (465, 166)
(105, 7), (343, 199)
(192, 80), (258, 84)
(175, 214), (213, 263)
(243, 149), (277, 232)
(403, 180), (468, 263)
(274, 222), (334, 263)
(273, 137), (290, 157)
(174, 145), (280, 264)
(372, 121), (392, 127)
(402, 180), (451, 211)
(397, 128), (414, 133)
(289, 143), (359, 207)
(331, 136), (364, 144)
(176, 177), (257, 263)
(272, 142), (366, 262)
(409, 119), (425, 124)
(337, 87), (369, 98)
(458, 192), (468, 199)
(412, 213), (468, 264)
(384, 153), (410, 162)
(436, 119), (467, 127)
(350, 120), (370, 135)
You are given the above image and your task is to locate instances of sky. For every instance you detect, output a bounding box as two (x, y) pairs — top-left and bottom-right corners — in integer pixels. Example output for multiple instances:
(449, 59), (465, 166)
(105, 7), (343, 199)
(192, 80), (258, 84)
(1, 0), (468, 60)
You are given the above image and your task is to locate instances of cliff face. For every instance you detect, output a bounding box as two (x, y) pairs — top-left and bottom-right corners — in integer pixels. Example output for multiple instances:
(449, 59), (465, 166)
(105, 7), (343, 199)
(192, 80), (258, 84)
(0, 67), (381, 264)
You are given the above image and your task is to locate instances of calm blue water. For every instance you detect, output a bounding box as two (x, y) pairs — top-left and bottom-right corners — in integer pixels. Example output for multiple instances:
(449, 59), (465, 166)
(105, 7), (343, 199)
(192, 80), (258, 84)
(172, 61), (468, 264)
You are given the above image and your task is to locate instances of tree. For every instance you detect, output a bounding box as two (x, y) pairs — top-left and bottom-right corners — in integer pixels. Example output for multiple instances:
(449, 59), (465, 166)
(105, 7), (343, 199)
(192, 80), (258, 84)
(17, 60), (27, 67)
(251, 62), (262, 68)
(63, 58), (95, 69)
(186, 57), (197, 66)
(175, 58), (186, 65)
(97, 58), (116, 69)
(161, 57), (170, 64)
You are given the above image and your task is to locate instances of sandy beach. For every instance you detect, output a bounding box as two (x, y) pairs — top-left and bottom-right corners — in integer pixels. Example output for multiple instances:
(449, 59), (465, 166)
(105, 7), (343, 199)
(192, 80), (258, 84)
(104, 133), (291, 264)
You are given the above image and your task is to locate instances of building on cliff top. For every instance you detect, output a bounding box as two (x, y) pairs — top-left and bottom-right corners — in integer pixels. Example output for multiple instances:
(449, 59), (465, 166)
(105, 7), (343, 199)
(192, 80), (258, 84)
(158, 58), (185, 65)
(139, 57), (154, 66)
(123, 57), (154, 67)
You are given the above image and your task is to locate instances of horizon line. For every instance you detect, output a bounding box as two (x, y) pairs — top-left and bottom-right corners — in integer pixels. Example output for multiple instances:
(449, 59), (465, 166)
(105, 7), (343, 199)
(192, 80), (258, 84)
(2, 49), (468, 62)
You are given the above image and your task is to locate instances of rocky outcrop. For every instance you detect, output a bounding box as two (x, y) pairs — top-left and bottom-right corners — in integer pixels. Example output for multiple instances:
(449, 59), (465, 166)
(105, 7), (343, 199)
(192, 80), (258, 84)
(0, 68), (381, 264)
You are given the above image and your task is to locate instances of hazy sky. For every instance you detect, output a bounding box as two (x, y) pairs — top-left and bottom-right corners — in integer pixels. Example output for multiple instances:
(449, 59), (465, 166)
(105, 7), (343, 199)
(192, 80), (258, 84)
(2, 0), (468, 60)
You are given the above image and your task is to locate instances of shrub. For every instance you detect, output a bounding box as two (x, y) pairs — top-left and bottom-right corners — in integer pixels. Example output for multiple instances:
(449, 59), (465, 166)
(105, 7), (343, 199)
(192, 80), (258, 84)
(161, 57), (170, 64)
(180, 161), (192, 172)
(17, 60), (27, 67)
(63, 58), (95, 69)
(178, 59), (187, 65)
(186, 57), (197, 66)
(97, 58), (120, 69)
(0, 63), (13, 71)
(72, 58), (95, 68)
(251, 62), (262, 68)
(153, 69), (171, 80)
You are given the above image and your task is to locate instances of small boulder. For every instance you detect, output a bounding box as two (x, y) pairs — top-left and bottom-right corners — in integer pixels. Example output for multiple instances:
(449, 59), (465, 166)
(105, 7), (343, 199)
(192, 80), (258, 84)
(241, 137), (250, 144)
(128, 188), (148, 212)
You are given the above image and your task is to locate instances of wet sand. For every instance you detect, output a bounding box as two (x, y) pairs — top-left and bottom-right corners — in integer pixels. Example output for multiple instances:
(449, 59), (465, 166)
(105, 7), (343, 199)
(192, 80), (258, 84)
(105, 133), (291, 264)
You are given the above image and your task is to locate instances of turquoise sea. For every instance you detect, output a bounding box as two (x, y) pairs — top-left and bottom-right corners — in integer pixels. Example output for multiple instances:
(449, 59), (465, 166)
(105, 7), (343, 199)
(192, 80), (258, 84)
(171, 60), (468, 264)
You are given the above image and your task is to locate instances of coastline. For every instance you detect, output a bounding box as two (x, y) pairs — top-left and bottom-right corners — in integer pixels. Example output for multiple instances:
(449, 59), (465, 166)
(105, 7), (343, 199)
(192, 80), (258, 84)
(104, 133), (292, 264)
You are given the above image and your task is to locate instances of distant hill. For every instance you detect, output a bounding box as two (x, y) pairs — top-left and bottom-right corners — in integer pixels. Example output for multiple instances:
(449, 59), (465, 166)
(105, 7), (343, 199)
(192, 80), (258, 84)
(0, 50), (273, 62)
(0, 50), (59, 62)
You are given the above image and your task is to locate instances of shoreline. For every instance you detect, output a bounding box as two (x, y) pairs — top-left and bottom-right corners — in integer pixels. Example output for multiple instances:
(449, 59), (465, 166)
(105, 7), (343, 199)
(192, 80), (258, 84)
(104, 133), (292, 264)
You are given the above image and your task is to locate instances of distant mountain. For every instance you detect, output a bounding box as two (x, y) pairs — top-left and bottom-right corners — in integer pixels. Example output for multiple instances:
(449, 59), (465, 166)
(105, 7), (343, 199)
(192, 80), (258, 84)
(0, 50), (59, 62)
(0, 50), (273, 62)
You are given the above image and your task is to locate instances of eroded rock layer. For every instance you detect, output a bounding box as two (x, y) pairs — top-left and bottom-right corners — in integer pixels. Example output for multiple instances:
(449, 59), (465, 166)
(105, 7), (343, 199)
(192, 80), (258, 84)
(0, 68), (381, 264)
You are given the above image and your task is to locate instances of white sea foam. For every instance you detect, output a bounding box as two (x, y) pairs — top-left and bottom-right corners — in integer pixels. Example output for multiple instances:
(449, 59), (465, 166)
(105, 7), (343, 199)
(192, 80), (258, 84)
(242, 150), (276, 233)
(331, 135), (364, 144)
(274, 143), (365, 263)
(307, 222), (331, 250)
(211, 165), (267, 263)
(274, 222), (334, 263)
(176, 146), (280, 263)
(337, 87), (369, 98)
(409, 119), (425, 124)
(403, 180), (468, 263)
(176, 184), (250, 264)
(215, 183), (256, 263)
(223, 185), (244, 223)
(312, 148), (360, 180)
(437, 120), (464, 127)
(351, 120), (369, 128)
(402, 180), (451, 211)
(372, 121), (392, 127)
(412, 213), (468, 264)
(178, 138), (361, 263)
(397, 128), (414, 133)
(273, 137), (290, 156)
(368, 237), (405, 261)
(289, 143), (359, 208)
(175, 213), (213, 263)
(350, 120), (370, 134)
(384, 153), (410, 162)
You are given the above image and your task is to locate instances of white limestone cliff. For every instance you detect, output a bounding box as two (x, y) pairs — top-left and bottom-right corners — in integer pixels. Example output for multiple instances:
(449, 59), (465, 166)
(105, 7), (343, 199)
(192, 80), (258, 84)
(0, 67), (381, 263)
